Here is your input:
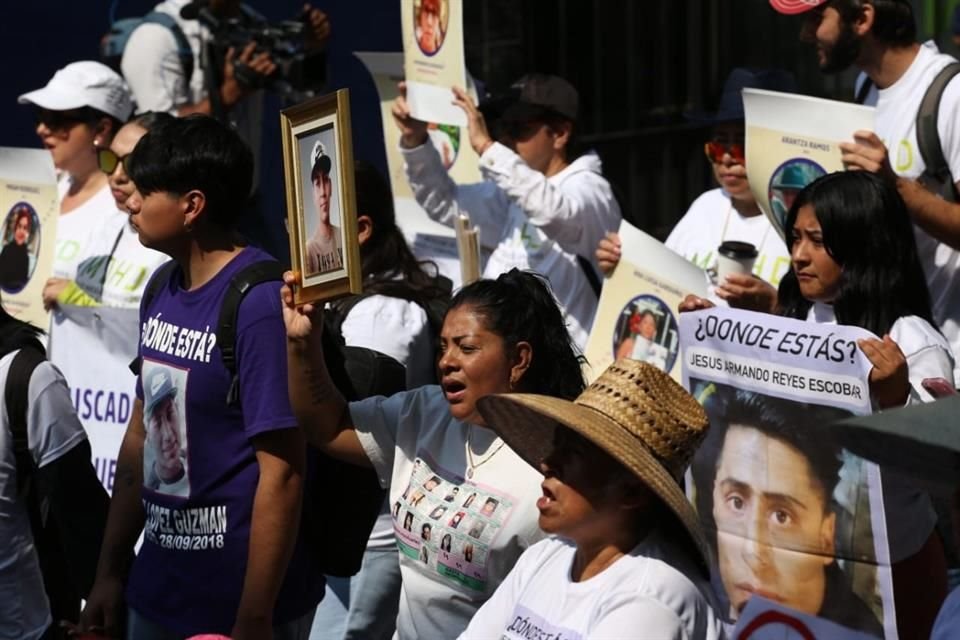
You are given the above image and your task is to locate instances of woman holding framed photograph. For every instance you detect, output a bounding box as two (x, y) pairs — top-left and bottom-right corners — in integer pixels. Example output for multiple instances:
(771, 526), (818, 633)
(284, 268), (585, 639)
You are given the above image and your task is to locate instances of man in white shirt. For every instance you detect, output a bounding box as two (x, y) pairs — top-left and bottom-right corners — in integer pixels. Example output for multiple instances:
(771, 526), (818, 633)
(772, 0), (960, 386)
(391, 74), (622, 349)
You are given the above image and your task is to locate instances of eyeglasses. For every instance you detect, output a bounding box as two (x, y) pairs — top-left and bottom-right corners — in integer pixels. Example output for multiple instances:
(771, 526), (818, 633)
(704, 140), (746, 165)
(97, 148), (130, 175)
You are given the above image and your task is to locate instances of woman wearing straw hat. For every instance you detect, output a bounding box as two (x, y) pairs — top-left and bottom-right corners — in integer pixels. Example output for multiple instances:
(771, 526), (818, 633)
(284, 268), (586, 640)
(457, 359), (724, 639)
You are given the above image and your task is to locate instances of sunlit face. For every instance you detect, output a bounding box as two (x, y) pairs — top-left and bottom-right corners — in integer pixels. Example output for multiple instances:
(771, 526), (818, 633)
(438, 304), (517, 425)
(312, 172), (332, 223)
(790, 205), (843, 303)
(108, 123), (147, 210)
(125, 189), (186, 252)
(537, 429), (648, 542)
(713, 425), (836, 618)
(35, 109), (98, 175)
(709, 123), (753, 202)
(147, 396), (184, 482)
(13, 214), (30, 246)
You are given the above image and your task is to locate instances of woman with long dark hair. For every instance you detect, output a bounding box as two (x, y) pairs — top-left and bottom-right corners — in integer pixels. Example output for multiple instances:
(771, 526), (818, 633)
(683, 170), (952, 638)
(285, 268), (586, 639)
(309, 163), (450, 640)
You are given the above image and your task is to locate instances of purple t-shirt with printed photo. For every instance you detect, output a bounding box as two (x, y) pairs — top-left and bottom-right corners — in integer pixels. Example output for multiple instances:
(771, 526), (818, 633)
(126, 247), (323, 635)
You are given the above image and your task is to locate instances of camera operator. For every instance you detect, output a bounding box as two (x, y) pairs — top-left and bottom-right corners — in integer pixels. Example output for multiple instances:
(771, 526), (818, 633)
(120, 0), (330, 120)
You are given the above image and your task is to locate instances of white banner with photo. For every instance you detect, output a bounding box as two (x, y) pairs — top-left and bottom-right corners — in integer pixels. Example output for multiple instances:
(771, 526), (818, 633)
(0, 147), (58, 329)
(49, 305), (140, 493)
(743, 89), (874, 241)
(583, 220), (709, 382)
(680, 306), (896, 639)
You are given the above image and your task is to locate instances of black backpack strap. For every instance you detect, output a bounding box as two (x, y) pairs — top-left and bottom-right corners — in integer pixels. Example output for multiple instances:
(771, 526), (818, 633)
(217, 260), (286, 406)
(854, 76), (875, 105)
(130, 260), (177, 376)
(916, 62), (960, 203)
(7, 347), (46, 501)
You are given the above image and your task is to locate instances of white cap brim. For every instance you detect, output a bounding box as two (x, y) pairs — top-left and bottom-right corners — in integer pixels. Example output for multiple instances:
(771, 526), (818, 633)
(17, 87), (89, 112)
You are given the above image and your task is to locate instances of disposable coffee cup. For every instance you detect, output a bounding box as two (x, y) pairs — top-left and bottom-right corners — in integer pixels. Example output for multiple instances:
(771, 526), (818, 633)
(716, 240), (758, 282)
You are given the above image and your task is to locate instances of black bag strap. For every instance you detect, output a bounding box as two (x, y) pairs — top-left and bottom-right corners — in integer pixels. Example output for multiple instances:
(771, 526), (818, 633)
(217, 260), (286, 406)
(916, 62), (960, 203)
(130, 260), (177, 376)
(855, 76), (875, 105)
(7, 346), (47, 503)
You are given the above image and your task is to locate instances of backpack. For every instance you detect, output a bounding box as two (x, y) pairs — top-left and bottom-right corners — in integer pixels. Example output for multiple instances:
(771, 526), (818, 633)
(100, 11), (194, 82)
(855, 63), (960, 202)
(8, 344), (110, 637)
(136, 260), (412, 577)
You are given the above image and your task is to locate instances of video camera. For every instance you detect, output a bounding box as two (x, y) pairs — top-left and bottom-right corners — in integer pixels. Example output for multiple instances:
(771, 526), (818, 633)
(181, 1), (326, 103)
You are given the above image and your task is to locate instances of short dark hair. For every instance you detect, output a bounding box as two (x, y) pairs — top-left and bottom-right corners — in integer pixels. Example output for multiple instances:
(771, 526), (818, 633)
(127, 115), (253, 229)
(832, 0), (916, 46)
(706, 387), (846, 505)
(448, 269), (586, 400)
(777, 171), (934, 336)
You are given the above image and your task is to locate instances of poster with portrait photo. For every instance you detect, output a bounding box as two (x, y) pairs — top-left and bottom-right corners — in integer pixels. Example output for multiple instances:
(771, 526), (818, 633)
(584, 219), (709, 383)
(281, 90), (362, 305)
(0, 147), (58, 328)
(141, 360), (191, 498)
(743, 89), (874, 241)
(354, 51), (485, 289)
(680, 306), (896, 638)
(401, 0), (468, 126)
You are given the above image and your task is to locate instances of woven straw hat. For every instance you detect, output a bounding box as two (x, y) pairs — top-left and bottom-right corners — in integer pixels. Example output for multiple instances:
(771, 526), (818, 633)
(477, 359), (711, 566)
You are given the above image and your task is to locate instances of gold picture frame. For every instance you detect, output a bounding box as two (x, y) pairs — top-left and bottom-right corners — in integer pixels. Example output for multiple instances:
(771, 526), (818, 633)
(281, 89), (362, 305)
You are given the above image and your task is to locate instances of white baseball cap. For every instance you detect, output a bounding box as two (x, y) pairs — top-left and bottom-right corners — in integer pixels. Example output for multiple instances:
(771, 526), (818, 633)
(18, 61), (133, 121)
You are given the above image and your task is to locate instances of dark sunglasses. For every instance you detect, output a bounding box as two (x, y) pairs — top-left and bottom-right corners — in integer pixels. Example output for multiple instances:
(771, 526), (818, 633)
(34, 108), (93, 131)
(97, 148), (130, 175)
(704, 140), (746, 165)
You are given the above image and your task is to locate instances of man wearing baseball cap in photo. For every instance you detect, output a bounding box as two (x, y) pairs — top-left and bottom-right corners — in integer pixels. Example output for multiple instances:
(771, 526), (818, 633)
(391, 73), (621, 351)
(304, 139), (343, 275)
(771, 4), (960, 632)
(17, 61), (132, 310)
(458, 360), (724, 639)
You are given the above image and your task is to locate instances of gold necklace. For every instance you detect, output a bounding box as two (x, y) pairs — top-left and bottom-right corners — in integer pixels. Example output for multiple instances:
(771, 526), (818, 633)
(465, 426), (506, 479)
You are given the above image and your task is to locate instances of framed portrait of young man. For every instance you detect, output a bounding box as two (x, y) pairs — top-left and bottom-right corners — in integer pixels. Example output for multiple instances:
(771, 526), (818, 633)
(280, 89), (362, 305)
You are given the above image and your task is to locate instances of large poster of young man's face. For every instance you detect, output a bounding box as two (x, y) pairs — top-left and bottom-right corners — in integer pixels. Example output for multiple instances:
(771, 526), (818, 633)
(688, 380), (885, 638)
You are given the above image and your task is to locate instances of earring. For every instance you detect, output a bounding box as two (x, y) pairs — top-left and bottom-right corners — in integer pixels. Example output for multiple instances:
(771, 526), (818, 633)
(183, 221), (193, 233)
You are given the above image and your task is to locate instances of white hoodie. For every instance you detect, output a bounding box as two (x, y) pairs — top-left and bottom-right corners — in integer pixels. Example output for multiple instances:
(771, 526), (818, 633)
(402, 140), (622, 349)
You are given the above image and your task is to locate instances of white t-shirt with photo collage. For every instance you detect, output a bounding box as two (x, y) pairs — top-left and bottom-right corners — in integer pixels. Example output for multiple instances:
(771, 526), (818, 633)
(350, 385), (546, 640)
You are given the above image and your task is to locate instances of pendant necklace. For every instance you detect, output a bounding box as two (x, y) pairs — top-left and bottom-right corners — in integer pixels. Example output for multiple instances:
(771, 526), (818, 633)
(465, 426), (506, 479)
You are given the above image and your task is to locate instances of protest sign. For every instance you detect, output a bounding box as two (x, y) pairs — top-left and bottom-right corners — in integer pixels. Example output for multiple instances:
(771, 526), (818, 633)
(583, 220), (709, 382)
(49, 305), (140, 493)
(0, 147), (58, 328)
(681, 306), (896, 639)
(743, 89), (874, 240)
(401, 0), (468, 126)
(355, 50), (485, 288)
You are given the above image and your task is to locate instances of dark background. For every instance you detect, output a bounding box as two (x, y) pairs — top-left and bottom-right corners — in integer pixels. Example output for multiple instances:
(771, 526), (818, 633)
(1, 0), (957, 258)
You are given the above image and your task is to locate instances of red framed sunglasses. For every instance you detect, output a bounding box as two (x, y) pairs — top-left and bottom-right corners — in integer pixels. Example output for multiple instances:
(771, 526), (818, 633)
(704, 140), (746, 165)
